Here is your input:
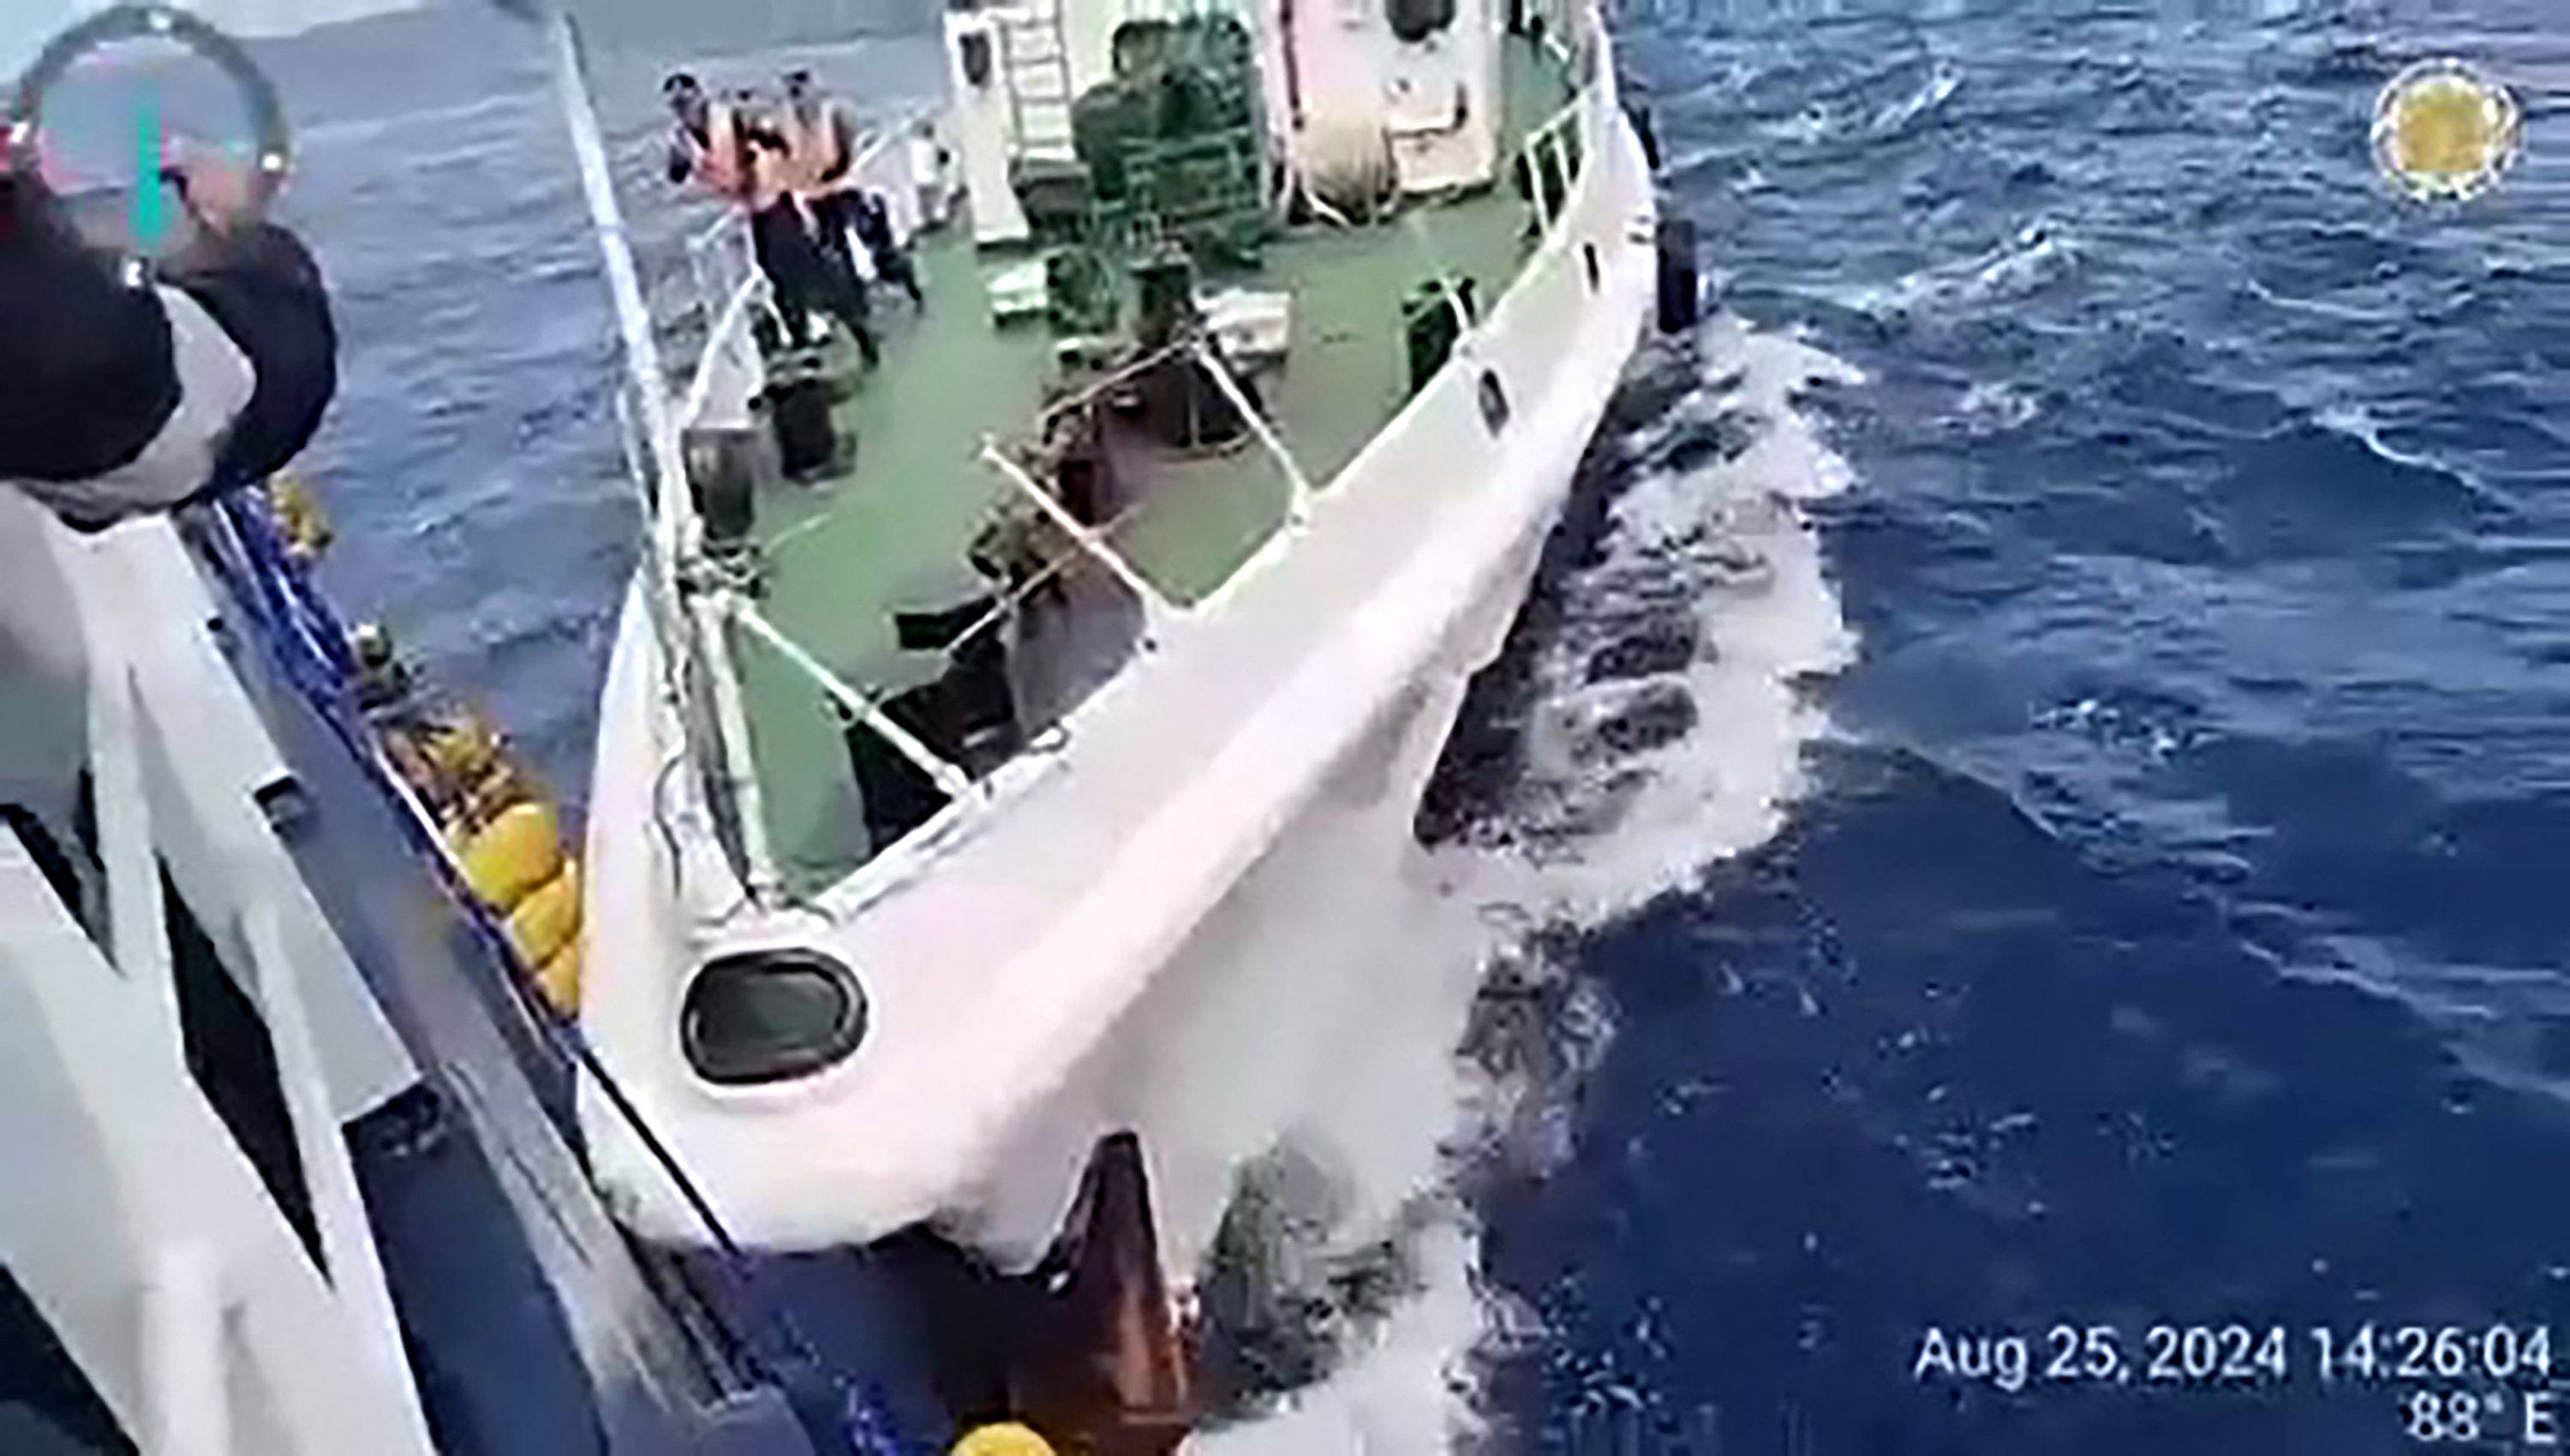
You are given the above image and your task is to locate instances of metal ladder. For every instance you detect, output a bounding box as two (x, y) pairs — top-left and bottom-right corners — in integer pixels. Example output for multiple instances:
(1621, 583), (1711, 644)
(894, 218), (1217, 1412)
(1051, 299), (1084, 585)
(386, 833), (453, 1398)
(998, 0), (1078, 166)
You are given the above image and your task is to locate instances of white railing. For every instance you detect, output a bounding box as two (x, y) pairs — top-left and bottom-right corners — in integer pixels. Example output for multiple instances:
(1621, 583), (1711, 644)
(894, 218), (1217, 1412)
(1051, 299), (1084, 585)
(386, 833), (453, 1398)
(649, 105), (1013, 886)
(0, 524), (438, 1456)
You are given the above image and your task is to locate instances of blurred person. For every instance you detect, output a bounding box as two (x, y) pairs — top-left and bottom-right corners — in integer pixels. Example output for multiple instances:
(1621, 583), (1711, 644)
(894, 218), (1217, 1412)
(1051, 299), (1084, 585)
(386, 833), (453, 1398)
(779, 69), (876, 314)
(0, 140), (338, 907)
(663, 71), (743, 194)
(1, 140), (336, 527)
(846, 187), (922, 310)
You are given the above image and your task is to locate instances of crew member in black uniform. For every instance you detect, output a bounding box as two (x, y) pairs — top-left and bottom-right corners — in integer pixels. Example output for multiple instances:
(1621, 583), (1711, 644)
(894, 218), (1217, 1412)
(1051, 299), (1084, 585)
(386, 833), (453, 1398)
(744, 122), (878, 364)
(782, 69), (925, 313)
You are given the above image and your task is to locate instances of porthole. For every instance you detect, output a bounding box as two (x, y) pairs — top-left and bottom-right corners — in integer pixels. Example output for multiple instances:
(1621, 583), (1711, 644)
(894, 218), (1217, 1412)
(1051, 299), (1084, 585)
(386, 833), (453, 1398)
(1477, 369), (1511, 433)
(681, 947), (869, 1086)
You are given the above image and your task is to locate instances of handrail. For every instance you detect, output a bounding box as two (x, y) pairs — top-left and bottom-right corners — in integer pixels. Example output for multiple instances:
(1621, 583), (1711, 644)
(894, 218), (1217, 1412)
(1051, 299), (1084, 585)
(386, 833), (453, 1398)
(236, 898), (420, 1429)
(981, 440), (1176, 616)
(677, 267), (766, 431)
(729, 599), (983, 804)
(688, 587), (783, 899)
(1190, 338), (1314, 528)
(65, 522), (442, 1453)
(77, 555), (180, 1045)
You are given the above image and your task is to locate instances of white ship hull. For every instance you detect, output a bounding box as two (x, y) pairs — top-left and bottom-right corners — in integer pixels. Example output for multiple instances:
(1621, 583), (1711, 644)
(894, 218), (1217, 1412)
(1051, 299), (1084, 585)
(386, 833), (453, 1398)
(579, 14), (1659, 1275)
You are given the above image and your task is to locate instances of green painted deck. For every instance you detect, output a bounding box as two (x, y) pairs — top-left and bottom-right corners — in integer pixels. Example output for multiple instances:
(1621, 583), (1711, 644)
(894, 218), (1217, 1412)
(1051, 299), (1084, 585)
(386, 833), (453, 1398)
(728, 36), (1576, 892)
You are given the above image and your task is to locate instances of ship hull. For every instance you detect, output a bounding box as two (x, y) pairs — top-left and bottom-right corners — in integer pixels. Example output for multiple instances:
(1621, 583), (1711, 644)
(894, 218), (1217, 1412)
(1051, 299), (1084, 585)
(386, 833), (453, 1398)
(577, 42), (1659, 1287)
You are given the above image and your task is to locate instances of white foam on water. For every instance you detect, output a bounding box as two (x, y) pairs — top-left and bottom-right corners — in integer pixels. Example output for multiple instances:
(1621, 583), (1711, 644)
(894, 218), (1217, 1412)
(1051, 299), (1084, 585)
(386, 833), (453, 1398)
(1516, 315), (1860, 911)
(1844, 219), (2080, 320)
(1186, 315), (1863, 1452)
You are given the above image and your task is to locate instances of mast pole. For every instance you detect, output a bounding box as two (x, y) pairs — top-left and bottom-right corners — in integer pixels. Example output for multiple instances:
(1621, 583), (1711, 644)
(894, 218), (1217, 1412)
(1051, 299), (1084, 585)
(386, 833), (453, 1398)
(543, 9), (690, 564)
(541, 7), (782, 899)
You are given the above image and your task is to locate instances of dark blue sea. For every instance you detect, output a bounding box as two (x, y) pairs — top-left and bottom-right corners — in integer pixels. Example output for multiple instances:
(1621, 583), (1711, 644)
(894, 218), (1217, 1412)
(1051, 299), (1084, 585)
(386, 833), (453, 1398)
(225, 0), (2570, 1450)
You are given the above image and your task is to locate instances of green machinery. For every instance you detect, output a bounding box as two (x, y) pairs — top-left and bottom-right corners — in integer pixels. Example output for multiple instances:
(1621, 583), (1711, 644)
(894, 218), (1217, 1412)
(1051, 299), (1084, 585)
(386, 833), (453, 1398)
(1018, 13), (1270, 337)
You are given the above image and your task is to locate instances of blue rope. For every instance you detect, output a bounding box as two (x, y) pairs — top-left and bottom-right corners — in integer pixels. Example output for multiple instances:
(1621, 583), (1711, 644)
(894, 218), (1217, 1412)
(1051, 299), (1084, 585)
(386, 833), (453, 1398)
(215, 494), (360, 689)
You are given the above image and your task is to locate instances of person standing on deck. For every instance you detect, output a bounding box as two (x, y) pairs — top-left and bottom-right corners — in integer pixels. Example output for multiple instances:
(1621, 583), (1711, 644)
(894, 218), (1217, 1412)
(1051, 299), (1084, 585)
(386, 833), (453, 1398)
(845, 188), (923, 311)
(741, 114), (879, 367)
(665, 76), (877, 367)
(778, 70), (868, 295)
(662, 73), (740, 193)
(782, 69), (923, 312)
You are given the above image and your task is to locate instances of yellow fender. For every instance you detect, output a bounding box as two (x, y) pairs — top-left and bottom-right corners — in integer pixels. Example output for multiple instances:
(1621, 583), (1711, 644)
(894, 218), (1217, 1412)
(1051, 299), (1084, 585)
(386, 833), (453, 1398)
(422, 715), (505, 784)
(951, 1425), (1057, 1456)
(506, 860), (581, 970)
(268, 474), (335, 561)
(458, 801), (564, 912)
(535, 938), (582, 1015)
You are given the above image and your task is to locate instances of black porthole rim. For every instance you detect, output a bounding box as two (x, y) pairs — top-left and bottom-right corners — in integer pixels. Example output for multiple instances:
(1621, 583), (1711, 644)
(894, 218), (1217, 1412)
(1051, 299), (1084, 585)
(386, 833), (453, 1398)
(680, 946), (870, 1088)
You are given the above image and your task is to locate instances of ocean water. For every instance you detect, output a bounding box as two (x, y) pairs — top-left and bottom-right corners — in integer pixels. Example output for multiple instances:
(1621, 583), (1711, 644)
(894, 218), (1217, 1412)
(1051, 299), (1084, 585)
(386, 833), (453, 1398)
(195, 0), (2570, 1450)
(1467, 3), (2570, 1453)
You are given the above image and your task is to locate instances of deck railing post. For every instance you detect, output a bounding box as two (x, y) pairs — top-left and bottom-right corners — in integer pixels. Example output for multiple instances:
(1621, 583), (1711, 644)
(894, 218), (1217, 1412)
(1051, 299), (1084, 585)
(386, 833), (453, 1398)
(980, 439), (1181, 620)
(727, 600), (983, 804)
(71, 535), (181, 1046)
(139, 1240), (229, 1456)
(236, 899), (429, 1444)
(689, 593), (784, 901)
(1190, 341), (1316, 529)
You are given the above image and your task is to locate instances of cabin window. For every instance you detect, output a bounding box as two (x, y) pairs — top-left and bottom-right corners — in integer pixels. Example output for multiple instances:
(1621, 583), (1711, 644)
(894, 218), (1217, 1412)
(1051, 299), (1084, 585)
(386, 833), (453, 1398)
(1478, 369), (1512, 433)
(0, 1265), (135, 1454)
(1386, 0), (1456, 45)
(682, 948), (870, 1086)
